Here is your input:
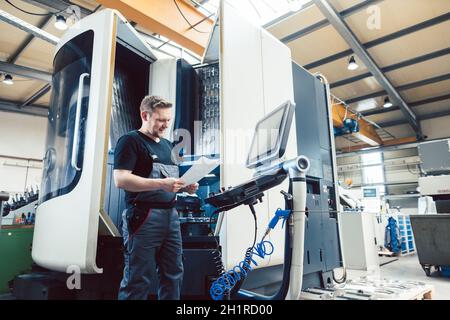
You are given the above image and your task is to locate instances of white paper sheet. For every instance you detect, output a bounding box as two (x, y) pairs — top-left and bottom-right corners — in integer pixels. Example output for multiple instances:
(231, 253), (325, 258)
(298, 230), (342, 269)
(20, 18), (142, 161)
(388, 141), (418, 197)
(180, 156), (220, 186)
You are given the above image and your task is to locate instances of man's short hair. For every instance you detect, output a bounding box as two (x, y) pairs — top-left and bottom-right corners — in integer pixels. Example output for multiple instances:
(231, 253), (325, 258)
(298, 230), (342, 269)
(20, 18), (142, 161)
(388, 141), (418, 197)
(140, 95), (172, 115)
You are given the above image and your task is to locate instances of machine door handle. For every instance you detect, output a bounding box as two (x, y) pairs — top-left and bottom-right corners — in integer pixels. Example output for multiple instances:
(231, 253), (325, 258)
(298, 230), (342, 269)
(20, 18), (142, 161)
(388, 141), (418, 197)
(71, 72), (90, 171)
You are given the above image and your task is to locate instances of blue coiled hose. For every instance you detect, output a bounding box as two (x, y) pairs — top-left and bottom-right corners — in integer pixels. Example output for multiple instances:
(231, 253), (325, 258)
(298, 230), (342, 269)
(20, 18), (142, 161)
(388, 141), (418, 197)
(209, 240), (274, 300)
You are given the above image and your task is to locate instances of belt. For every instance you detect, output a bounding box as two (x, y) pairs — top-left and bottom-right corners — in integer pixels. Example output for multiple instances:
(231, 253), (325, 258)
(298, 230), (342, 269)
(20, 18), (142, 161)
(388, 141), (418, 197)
(132, 199), (177, 210)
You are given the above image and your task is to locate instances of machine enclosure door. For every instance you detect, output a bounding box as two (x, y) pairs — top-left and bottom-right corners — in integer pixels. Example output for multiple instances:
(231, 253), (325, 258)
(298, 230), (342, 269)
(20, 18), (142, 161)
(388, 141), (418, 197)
(33, 10), (157, 273)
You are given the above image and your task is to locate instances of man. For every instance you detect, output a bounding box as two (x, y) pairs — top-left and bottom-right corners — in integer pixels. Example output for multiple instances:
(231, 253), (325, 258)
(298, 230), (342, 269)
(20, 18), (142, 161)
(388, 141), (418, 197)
(114, 95), (198, 300)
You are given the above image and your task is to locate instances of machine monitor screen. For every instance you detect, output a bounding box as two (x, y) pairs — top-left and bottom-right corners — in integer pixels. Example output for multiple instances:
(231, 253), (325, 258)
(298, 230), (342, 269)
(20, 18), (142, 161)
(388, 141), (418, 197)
(363, 188), (378, 198)
(246, 100), (295, 169)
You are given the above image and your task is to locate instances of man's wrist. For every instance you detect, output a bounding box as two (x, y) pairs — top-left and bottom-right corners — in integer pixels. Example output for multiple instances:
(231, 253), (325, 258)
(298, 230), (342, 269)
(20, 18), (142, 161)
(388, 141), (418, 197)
(148, 178), (163, 190)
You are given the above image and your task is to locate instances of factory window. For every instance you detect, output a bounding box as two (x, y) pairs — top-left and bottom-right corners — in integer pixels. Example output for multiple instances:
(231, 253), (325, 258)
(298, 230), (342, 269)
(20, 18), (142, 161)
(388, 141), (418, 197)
(361, 152), (382, 165)
(361, 152), (385, 185)
(195, 0), (312, 26)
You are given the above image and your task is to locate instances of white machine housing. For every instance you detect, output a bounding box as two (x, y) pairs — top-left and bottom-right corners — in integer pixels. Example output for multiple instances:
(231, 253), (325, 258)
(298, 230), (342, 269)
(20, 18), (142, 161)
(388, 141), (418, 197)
(33, 2), (297, 274)
(417, 139), (450, 214)
(418, 175), (450, 196)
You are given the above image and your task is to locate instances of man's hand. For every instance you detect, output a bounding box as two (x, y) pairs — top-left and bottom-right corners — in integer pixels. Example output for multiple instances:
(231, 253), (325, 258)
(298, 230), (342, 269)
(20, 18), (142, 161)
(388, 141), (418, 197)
(183, 183), (199, 194)
(160, 178), (185, 192)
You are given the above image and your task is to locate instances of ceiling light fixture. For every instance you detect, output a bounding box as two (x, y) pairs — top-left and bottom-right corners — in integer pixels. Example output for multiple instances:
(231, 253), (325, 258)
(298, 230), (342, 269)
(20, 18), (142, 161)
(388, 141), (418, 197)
(54, 15), (67, 30)
(347, 55), (359, 71)
(2, 74), (14, 85)
(383, 97), (393, 108)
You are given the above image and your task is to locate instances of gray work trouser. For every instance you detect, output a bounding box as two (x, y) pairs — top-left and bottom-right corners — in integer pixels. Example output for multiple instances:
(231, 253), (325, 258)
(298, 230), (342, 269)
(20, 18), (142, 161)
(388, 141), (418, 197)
(118, 207), (184, 300)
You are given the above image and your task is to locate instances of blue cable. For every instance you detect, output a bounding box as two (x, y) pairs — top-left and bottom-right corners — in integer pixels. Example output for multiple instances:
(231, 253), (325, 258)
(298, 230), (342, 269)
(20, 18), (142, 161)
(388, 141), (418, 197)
(209, 240), (274, 300)
(209, 208), (291, 300)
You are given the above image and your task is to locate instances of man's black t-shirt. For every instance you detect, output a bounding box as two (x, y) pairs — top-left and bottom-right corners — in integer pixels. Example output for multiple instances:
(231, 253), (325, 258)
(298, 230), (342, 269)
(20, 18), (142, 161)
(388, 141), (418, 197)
(113, 130), (175, 206)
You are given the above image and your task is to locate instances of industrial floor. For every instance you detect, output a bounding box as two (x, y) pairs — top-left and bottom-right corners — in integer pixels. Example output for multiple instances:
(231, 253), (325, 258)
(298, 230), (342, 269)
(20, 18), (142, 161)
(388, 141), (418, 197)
(1, 254), (448, 300)
(346, 254), (450, 300)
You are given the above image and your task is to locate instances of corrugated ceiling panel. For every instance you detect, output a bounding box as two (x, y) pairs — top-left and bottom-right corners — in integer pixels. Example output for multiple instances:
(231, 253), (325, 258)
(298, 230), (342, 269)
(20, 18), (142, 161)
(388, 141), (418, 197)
(33, 88), (51, 106)
(335, 135), (362, 149)
(14, 39), (55, 72)
(267, 4), (325, 40)
(288, 24), (350, 65)
(368, 20), (450, 67)
(267, 0), (363, 40)
(344, 0), (450, 43)
(381, 123), (415, 137)
(401, 79), (450, 101)
(421, 115), (450, 139)
(0, 0), (59, 105)
(328, 0), (365, 12)
(367, 109), (404, 124)
(413, 99), (450, 117)
(14, 21), (63, 72)
(0, 23), (29, 60)
(332, 76), (382, 100)
(0, 1), (45, 60)
(385, 55), (450, 87)
(308, 55), (369, 83)
(0, 76), (47, 102)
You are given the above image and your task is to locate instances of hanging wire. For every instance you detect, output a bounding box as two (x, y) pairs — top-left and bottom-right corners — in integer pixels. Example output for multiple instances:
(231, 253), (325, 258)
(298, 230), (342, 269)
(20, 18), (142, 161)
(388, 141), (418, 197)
(261, 0), (278, 13)
(189, 0), (215, 16)
(247, 0), (262, 18)
(344, 105), (349, 121)
(173, 0), (212, 33)
(4, 0), (65, 16)
(156, 39), (172, 50)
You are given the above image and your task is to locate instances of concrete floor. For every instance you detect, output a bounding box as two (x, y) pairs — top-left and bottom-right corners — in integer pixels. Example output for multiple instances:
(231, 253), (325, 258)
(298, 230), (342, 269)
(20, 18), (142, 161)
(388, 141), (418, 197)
(346, 254), (450, 300)
(1, 253), (448, 300)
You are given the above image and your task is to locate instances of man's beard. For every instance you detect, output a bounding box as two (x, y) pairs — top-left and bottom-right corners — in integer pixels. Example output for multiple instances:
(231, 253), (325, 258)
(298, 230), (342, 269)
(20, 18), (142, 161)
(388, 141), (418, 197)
(154, 128), (166, 137)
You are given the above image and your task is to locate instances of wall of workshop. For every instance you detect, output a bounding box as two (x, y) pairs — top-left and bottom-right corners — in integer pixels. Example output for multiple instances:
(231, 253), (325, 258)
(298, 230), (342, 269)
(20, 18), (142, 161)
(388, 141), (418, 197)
(336, 154), (363, 187)
(421, 115), (450, 139)
(383, 148), (420, 188)
(0, 111), (47, 194)
(335, 111), (450, 215)
(337, 147), (421, 213)
(383, 148), (420, 214)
